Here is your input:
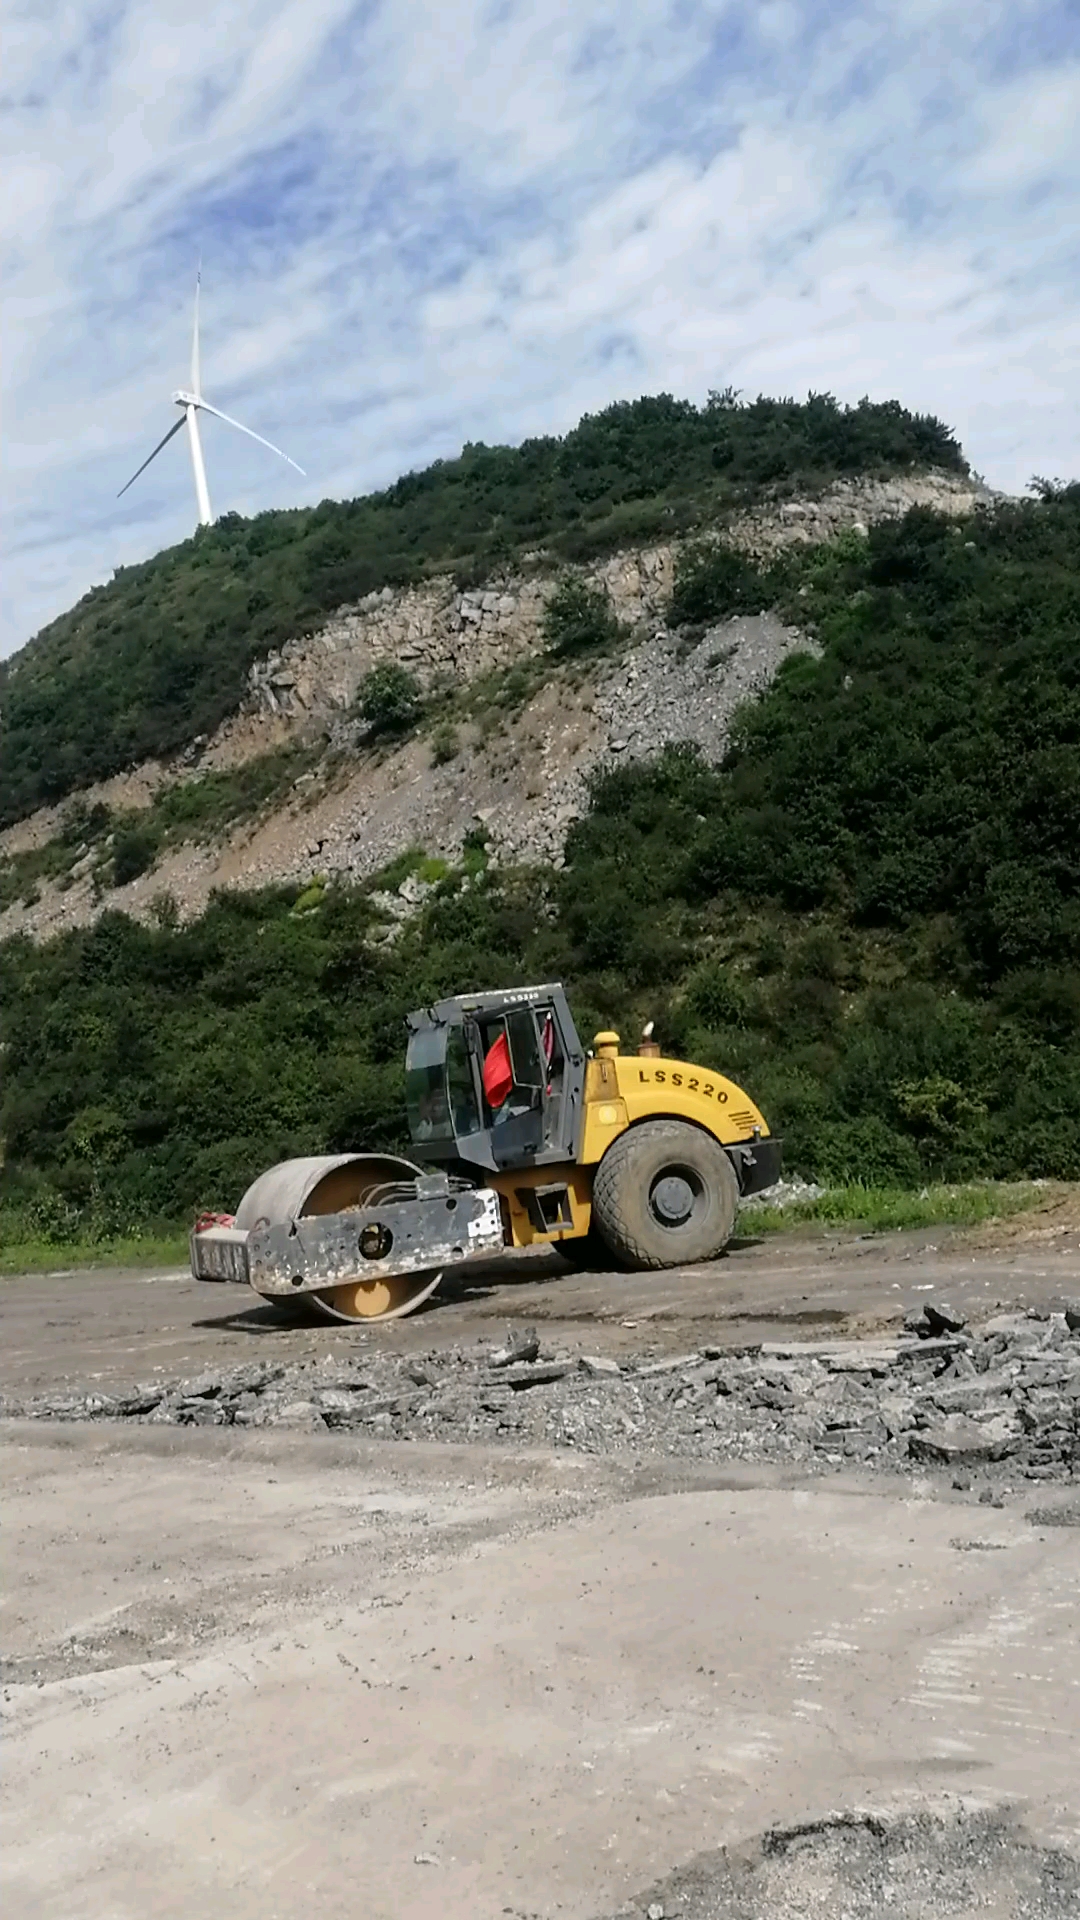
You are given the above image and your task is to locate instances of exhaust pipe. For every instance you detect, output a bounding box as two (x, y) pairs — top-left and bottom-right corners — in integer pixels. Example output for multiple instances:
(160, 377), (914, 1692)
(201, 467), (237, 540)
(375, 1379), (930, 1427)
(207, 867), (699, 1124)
(638, 1019), (660, 1058)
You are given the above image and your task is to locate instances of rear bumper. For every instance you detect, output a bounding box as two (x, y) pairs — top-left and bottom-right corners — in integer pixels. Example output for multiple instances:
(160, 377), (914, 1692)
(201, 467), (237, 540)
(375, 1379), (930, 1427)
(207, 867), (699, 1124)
(726, 1136), (783, 1197)
(191, 1224), (250, 1282)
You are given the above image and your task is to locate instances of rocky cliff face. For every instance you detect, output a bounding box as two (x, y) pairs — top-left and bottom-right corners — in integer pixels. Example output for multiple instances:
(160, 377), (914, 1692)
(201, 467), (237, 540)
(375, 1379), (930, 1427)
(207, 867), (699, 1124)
(0, 468), (992, 943)
(235, 468), (982, 736)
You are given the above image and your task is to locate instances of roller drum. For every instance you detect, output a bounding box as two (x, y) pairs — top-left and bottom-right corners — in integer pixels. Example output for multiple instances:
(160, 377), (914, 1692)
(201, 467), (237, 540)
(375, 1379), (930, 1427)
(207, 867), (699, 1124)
(237, 1151), (445, 1322)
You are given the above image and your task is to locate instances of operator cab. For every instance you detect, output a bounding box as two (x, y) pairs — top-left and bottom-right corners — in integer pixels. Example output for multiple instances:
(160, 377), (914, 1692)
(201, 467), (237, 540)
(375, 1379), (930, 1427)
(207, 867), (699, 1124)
(405, 984), (585, 1173)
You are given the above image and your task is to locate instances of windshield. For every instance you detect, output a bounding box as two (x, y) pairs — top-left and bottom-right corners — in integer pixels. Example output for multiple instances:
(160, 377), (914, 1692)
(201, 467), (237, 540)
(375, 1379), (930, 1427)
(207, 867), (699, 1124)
(405, 1029), (452, 1143)
(405, 1025), (481, 1144)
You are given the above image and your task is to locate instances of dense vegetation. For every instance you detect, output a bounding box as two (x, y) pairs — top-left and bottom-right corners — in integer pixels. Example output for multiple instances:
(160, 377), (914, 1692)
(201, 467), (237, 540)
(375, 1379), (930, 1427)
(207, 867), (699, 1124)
(0, 392), (963, 826)
(2, 478), (1078, 1242)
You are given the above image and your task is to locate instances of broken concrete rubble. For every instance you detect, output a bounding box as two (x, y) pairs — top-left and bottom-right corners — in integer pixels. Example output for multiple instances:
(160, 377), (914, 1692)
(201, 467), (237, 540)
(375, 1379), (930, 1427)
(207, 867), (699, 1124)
(904, 1300), (968, 1338)
(4, 1299), (1078, 1485)
(908, 1416), (1018, 1465)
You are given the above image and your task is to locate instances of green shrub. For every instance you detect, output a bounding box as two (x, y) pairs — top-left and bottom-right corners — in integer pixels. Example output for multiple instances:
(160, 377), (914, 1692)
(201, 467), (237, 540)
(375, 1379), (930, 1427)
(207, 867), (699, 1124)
(149, 891), (179, 931)
(358, 663), (423, 736)
(291, 879), (327, 916)
(461, 824), (490, 876)
(430, 723), (460, 765)
(805, 1116), (925, 1187)
(27, 1188), (84, 1245)
(682, 962), (753, 1030)
(368, 846), (426, 892)
(671, 543), (773, 625)
(112, 826), (157, 887)
(542, 576), (622, 657)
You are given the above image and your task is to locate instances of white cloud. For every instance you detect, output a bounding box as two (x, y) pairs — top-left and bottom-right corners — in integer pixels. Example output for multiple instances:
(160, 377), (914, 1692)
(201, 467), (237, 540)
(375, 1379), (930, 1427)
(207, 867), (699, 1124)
(962, 65), (1080, 188)
(2, 0), (1079, 654)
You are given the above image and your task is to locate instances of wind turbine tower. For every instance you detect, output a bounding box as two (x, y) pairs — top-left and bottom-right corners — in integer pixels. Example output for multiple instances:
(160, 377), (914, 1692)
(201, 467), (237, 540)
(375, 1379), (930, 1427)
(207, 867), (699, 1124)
(119, 272), (304, 526)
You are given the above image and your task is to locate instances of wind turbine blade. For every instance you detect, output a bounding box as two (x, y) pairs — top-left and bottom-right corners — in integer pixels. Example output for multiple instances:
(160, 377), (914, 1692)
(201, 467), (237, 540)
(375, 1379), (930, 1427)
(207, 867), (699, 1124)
(196, 398), (305, 475)
(117, 415), (186, 497)
(191, 267), (201, 397)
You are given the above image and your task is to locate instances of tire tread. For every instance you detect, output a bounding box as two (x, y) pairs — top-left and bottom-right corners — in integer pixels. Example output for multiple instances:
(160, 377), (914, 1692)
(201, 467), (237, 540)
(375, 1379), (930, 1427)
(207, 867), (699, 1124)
(592, 1121), (737, 1270)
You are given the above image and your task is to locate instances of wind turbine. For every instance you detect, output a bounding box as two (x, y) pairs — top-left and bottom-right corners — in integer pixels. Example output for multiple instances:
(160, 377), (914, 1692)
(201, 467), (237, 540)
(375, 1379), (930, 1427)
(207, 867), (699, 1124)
(118, 272), (304, 526)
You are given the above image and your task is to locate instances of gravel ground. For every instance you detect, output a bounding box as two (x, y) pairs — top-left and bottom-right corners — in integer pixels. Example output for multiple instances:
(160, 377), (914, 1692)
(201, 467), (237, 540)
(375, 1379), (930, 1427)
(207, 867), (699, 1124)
(604, 1808), (1080, 1920)
(7, 1296), (1079, 1487)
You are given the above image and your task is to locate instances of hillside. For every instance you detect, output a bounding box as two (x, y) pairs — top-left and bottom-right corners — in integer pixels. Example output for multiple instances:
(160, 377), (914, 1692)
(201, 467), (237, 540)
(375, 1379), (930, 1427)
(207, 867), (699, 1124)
(2, 469), (1078, 1245)
(0, 391), (964, 827)
(0, 465), (984, 945)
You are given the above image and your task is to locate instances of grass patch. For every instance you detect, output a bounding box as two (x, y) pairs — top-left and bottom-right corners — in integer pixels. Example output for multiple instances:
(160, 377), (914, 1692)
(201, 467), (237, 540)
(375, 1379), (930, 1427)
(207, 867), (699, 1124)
(449, 655), (553, 731)
(367, 845), (429, 892)
(0, 801), (111, 910)
(0, 1230), (190, 1275)
(1, 1182), (1052, 1275)
(142, 747), (317, 848)
(429, 722), (460, 766)
(744, 1181), (1047, 1237)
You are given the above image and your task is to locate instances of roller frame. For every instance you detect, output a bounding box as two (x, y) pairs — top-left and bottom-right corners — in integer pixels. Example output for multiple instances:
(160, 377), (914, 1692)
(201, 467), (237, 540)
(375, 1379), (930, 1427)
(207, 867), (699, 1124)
(190, 1152), (505, 1305)
(246, 1187), (503, 1297)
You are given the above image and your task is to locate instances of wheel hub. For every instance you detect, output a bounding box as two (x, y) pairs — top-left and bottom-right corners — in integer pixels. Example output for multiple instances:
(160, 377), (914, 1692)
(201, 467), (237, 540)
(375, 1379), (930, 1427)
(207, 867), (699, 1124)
(650, 1173), (696, 1226)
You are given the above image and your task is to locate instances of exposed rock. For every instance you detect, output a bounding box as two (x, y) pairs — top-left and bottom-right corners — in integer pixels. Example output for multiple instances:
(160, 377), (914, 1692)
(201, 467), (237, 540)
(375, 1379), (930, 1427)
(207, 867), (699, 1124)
(894, 1336), (972, 1362)
(908, 1417), (1018, 1464)
(741, 1175), (825, 1210)
(488, 1329), (541, 1369)
(923, 1299), (967, 1335)
(494, 1361), (574, 1390)
(635, 1353), (703, 1377)
(272, 1399), (326, 1428)
(923, 1371), (1017, 1416)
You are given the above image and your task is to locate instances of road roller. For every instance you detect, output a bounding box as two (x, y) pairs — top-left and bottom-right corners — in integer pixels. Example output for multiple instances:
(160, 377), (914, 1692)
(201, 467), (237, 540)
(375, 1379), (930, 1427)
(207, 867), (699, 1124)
(190, 982), (781, 1323)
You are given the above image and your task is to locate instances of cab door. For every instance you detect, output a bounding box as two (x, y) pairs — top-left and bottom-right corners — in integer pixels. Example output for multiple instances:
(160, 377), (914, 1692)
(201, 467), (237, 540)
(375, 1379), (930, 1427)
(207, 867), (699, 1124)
(487, 1007), (547, 1167)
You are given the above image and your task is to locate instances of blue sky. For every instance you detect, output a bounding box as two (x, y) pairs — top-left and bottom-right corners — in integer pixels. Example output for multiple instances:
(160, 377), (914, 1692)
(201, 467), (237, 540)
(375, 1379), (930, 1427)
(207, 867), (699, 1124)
(3, 0), (1078, 655)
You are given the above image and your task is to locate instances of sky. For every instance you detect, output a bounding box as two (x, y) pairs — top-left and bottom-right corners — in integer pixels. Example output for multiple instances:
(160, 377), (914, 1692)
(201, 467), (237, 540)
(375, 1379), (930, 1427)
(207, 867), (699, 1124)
(3, 0), (1078, 657)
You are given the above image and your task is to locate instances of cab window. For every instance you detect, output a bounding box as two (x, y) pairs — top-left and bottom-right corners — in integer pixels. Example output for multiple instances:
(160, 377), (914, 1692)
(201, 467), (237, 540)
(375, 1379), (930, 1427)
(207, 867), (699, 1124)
(446, 1026), (481, 1136)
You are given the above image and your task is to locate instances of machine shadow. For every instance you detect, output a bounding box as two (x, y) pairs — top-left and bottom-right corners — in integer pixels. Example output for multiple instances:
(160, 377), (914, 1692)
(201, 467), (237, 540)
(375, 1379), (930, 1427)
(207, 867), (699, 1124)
(190, 1299), (317, 1334)
(189, 1251), (572, 1333)
(190, 1238), (767, 1334)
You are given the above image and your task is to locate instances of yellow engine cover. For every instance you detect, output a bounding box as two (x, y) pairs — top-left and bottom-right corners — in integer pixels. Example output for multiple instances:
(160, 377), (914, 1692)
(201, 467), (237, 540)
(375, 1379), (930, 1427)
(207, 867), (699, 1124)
(578, 1049), (769, 1164)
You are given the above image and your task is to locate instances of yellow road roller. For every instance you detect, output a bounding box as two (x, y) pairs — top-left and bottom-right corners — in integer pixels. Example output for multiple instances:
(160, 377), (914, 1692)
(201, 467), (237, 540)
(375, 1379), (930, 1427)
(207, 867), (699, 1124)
(190, 981), (781, 1322)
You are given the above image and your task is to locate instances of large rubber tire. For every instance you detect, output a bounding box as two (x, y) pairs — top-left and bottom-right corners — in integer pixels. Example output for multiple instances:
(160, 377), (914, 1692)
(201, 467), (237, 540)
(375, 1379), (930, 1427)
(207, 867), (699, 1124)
(591, 1121), (739, 1270)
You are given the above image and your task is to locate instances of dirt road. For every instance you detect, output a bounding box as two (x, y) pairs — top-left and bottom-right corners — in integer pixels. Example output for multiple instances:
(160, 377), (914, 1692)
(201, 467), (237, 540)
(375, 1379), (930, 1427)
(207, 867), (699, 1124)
(3, 1223), (1079, 1919)
(4, 1220), (1079, 1400)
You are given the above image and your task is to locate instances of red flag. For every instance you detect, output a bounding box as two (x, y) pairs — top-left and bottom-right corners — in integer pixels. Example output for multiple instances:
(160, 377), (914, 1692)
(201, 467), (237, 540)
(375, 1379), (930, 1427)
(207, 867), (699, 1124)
(482, 1030), (514, 1109)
